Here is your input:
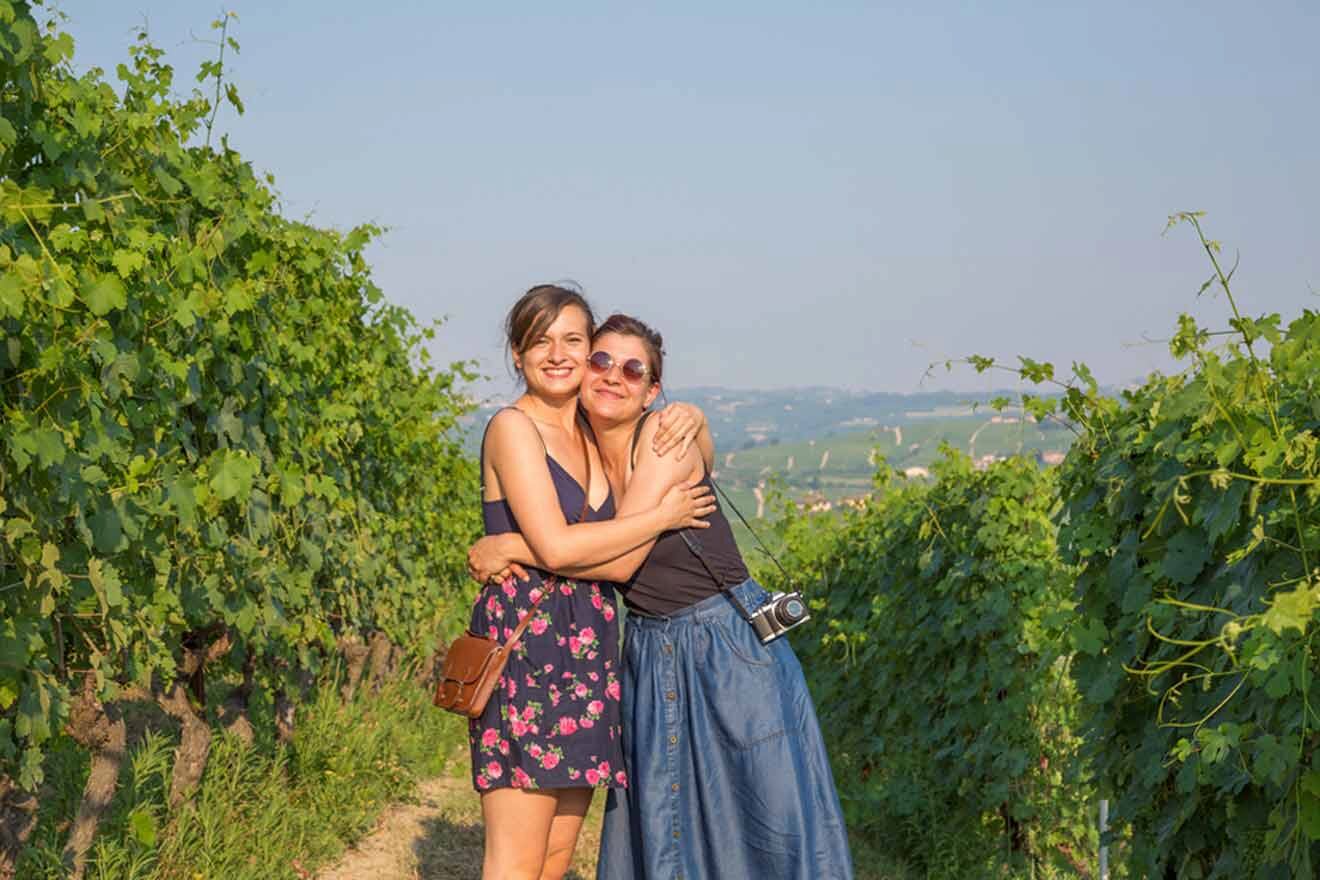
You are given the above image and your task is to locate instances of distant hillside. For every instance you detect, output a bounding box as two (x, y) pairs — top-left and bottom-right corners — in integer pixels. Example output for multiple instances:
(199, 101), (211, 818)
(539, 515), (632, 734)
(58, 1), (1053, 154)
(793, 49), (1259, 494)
(460, 386), (1075, 531)
(461, 385), (1069, 453)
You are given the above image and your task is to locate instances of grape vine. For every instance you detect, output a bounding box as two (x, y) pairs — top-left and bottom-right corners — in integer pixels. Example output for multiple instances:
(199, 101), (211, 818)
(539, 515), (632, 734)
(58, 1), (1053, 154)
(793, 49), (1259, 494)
(0, 2), (480, 872)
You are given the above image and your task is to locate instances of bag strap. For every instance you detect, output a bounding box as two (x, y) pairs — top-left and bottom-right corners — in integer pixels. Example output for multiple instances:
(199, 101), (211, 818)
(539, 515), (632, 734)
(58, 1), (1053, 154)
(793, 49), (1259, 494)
(499, 587), (547, 653)
(477, 407), (592, 653)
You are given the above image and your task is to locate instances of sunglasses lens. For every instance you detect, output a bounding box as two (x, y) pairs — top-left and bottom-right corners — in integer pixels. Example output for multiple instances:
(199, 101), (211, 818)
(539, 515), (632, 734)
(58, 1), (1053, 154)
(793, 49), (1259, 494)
(587, 351), (612, 373)
(622, 359), (648, 383)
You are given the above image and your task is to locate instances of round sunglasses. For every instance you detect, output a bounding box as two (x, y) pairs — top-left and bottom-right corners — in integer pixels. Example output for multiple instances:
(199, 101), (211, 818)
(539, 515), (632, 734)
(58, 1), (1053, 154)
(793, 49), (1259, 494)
(587, 350), (651, 384)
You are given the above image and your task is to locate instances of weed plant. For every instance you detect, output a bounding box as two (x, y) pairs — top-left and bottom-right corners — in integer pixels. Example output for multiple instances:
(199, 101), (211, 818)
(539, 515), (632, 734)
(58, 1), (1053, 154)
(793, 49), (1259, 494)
(17, 674), (467, 880)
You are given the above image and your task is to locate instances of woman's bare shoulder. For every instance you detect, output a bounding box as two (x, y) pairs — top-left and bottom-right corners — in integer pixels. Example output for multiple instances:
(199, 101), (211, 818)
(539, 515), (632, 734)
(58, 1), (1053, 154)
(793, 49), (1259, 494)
(484, 407), (545, 458)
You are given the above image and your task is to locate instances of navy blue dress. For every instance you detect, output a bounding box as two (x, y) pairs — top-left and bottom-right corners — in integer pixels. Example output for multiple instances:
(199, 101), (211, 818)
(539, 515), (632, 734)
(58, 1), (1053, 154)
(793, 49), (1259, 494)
(467, 454), (627, 792)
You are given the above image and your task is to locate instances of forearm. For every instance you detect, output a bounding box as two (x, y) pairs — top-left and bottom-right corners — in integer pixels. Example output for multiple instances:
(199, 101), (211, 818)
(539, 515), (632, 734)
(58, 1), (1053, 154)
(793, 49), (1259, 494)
(491, 514), (665, 583)
(520, 507), (671, 571)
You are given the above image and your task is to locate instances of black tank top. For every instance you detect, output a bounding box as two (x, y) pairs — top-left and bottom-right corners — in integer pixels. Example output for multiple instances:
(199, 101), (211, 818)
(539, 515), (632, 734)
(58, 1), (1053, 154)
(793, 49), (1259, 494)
(621, 414), (750, 617)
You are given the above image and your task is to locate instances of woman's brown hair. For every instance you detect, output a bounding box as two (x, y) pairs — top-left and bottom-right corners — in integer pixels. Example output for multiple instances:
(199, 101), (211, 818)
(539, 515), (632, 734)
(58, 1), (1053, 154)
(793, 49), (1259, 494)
(593, 313), (664, 385)
(504, 284), (596, 380)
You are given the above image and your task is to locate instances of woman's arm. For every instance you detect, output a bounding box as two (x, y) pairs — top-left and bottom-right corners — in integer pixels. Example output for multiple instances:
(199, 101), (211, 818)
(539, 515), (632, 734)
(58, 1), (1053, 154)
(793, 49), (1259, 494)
(484, 409), (713, 572)
(471, 415), (706, 583)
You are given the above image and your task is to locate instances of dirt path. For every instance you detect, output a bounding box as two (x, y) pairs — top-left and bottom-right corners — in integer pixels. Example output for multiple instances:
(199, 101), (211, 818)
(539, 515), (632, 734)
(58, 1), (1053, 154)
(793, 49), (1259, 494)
(317, 769), (603, 880)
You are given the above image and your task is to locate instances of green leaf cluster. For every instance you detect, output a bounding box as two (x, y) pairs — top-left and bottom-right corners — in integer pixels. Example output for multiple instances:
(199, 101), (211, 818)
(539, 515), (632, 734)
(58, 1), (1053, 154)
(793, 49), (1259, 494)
(775, 449), (1091, 877)
(1055, 306), (1320, 877)
(0, 1), (481, 790)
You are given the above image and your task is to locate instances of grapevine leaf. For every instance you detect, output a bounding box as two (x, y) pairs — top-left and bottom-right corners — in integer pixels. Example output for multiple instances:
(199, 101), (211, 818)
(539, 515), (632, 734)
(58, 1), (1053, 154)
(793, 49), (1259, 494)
(167, 475), (198, 527)
(83, 274), (127, 316)
(0, 273), (23, 318)
(1196, 480), (1247, 545)
(210, 452), (257, 501)
(1161, 528), (1210, 585)
(88, 558), (124, 609)
(90, 505), (125, 554)
(1262, 584), (1318, 636)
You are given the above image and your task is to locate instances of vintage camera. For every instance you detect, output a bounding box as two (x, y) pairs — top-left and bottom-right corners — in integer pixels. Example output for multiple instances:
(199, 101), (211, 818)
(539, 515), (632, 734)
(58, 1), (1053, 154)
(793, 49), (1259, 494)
(748, 590), (811, 644)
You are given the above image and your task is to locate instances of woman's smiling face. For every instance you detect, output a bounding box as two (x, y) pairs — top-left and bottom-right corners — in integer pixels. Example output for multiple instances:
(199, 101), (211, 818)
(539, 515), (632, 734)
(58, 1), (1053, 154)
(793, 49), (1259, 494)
(514, 304), (591, 400)
(580, 331), (660, 425)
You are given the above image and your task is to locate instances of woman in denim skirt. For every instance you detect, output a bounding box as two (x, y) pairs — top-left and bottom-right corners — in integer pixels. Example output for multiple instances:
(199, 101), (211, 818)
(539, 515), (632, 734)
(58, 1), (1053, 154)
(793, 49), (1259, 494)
(470, 313), (854, 879)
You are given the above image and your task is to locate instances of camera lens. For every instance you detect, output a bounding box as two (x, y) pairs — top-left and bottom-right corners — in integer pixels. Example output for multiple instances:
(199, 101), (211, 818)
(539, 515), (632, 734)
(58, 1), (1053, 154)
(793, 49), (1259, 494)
(774, 596), (807, 627)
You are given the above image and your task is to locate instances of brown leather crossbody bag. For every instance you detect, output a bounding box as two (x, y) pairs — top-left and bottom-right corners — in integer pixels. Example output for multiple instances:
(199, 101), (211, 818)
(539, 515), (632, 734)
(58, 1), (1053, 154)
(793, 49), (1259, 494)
(433, 417), (592, 718)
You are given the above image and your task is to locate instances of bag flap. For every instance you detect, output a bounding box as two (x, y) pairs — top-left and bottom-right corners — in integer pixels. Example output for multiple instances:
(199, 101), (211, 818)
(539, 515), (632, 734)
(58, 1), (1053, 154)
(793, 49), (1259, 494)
(441, 634), (502, 685)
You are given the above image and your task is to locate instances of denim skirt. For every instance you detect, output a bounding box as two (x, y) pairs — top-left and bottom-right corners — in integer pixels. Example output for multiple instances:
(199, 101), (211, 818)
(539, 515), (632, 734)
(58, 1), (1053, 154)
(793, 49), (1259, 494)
(597, 578), (854, 879)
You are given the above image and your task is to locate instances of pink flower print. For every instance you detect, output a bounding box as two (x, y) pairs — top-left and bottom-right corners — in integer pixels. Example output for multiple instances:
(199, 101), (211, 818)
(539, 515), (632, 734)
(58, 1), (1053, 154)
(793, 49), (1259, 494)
(511, 720), (529, 738)
(597, 761), (611, 775)
(606, 680), (621, 700)
(528, 744), (543, 758)
(542, 751), (560, 769)
(587, 650), (598, 660)
(477, 775), (492, 790)
(522, 705), (535, 721)
(580, 717), (595, 729)
(505, 678), (517, 699)
(502, 626), (513, 640)
(558, 716), (578, 736)
(516, 608), (529, 623)
(568, 636), (581, 655)
(485, 595), (498, 614)
(588, 672), (600, 682)
(585, 769), (601, 785)
(578, 626), (596, 642)
(602, 605), (616, 621)
(592, 593), (603, 610)
(487, 625), (499, 640)
(588, 700), (604, 715)
(502, 581), (517, 598)
(481, 728), (499, 748)
(544, 663), (553, 673)
(574, 683), (589, 698)
(568, 768), (581, 780)
(559, 582), (573, 595)
(486, 761), (503, 779)
(499, 739), (510, 755)
(615, 770), (627, 785)
(512, 767), (532, 788)
(530, 617), (548, 636)
(529, 587), (543, 602)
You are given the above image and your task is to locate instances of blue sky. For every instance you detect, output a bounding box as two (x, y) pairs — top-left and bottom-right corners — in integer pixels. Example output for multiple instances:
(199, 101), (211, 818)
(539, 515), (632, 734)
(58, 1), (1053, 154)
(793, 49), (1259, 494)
(58, 1), (1319, 397)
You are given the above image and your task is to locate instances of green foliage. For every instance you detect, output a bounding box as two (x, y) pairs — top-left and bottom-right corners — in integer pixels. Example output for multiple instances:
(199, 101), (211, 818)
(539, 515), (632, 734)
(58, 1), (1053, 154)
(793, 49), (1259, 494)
(980, 213), (1320, 877)
(0, 0), (480, 791)
(774, 448), (1091, 877)
(18, 674), (468, 879)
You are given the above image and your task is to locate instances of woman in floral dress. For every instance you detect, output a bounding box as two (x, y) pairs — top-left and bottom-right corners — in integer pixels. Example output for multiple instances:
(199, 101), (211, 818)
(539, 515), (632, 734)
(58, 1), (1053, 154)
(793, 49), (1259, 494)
(469, 284), (712, 880)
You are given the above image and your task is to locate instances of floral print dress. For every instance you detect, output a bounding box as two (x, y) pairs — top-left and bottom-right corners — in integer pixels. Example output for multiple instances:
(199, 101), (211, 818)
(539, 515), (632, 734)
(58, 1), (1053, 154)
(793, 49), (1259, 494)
(467, 455), (627, 792)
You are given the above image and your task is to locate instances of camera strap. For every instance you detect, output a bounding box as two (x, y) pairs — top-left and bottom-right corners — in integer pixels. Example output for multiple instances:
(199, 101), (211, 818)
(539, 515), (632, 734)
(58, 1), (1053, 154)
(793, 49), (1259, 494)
(639, 406), (805, 617)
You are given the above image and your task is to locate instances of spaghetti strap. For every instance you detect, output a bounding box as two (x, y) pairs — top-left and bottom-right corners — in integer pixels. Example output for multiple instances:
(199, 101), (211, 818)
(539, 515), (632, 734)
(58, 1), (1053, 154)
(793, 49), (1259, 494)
(479, 406), (547, 480)
(628, 411), (654, 468)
